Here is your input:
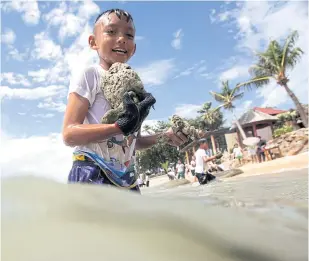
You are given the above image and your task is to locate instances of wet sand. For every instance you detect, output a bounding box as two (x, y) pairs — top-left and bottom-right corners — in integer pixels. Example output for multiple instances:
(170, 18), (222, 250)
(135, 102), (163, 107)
(148, 152), (309, 188)
(237, 152), (309, 178)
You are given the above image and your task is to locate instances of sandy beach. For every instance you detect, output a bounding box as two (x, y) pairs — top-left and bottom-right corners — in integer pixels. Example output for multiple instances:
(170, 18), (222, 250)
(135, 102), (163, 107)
(148, 152), (308, 187)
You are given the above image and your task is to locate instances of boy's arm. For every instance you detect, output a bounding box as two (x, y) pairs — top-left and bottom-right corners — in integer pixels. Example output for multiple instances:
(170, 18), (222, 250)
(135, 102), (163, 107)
(203, 155), (217, 163)
(135, 128), (188, 150)
(62, 93), (122, 147)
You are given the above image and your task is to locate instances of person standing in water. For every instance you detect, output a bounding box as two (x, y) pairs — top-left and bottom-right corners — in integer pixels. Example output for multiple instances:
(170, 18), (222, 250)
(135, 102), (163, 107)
(194, 139), (220, 185)
(62, 9), (188, 193)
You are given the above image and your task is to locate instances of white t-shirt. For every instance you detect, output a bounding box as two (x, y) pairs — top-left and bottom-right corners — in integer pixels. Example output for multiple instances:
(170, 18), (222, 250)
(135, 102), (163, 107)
(68, 64), (136, 170)
(195, 148), (208, 173)
(190, 160), (196, 170)
(233, 147), (242, 157)
(176, 163), (185, 173)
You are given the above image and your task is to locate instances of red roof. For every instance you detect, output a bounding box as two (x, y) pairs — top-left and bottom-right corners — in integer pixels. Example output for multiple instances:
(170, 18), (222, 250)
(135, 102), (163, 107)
(253, 107), (287, 115)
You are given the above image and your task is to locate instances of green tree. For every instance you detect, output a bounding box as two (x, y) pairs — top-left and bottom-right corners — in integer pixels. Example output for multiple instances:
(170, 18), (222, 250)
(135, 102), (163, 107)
(237, 30), (307, 127)
(136, 121), (184, 174)
(209, 80), (247, 139)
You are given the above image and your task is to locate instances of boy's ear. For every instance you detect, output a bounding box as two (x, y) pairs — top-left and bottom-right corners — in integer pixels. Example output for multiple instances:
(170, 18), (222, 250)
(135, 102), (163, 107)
(89, 35), (98, 50)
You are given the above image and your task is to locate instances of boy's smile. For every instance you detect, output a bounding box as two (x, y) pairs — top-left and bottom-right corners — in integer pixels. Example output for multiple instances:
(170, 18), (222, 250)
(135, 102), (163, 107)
(89, 12), (136, 69)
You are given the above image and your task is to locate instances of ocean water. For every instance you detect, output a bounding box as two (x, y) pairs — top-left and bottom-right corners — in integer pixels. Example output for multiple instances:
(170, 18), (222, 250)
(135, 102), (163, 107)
(2, 169), (308, 261)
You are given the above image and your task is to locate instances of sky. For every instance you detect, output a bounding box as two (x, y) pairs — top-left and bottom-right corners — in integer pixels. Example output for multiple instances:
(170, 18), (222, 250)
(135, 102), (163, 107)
(1, 0), (308, 182)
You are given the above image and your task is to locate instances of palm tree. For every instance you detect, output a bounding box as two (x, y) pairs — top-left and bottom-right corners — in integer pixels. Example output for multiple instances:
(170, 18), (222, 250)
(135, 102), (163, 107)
(237, 30), (307, 127)
(210, 80), (247, 139)
(197, 102), (224, 131)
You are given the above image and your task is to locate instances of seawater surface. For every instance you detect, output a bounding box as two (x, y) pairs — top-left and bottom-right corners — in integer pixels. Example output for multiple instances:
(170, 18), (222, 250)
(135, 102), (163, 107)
(2, 169), (308, 261)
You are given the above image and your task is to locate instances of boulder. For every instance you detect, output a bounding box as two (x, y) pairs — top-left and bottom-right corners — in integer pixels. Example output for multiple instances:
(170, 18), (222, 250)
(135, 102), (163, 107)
(267, 128), (308, 156)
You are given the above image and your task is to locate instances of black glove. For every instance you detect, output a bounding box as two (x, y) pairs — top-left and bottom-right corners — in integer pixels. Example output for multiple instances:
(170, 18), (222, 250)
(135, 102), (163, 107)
(115, 92), (140, 136)
(132, 92), (156, 133)
(215, 152), (223, 159)
(115, 92), (156, 136)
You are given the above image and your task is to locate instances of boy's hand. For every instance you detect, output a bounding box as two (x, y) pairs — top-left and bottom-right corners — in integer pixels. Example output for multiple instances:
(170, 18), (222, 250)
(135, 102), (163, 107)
(162, 127), (188, 147)
(115, 92), (140, 136)
(132, 92), (156, 133)
(115, 92), (156, 136)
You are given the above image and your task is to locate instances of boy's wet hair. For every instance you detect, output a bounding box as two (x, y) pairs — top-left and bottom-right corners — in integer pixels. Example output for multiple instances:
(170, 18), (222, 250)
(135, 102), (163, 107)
(198, 138), (208, 145)
(95, 8), (133, 24)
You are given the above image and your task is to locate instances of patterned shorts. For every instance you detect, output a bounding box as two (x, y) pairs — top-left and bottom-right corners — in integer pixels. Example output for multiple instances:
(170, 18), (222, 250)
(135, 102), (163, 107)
(68, 160), (140, 194)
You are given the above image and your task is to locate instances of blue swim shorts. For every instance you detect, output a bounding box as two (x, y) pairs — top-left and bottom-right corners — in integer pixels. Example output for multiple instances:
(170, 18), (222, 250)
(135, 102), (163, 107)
(68, 160), (140, 194)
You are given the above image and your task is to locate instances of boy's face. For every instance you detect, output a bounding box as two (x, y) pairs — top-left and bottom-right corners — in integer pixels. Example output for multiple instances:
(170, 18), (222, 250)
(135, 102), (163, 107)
(90, 13), (136, 68)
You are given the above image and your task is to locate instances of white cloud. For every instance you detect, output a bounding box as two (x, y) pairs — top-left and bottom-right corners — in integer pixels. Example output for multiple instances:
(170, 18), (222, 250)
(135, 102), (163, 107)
(1, 132), (72, 183)
(28, 69), (50, 83)
(1, 28), (16, 45)
(174, 60), (207, 79)
(136, 59), (176, 86)
(32, 32), (62, 60)
(135, 36), (145, 41)
(28, 23), (98, 87)
(43, 1), (99, 41)
(37, 97), (66, 112)
(174, 104), (202, 119)
(215, 1), (308, 108)
(219, 65), (250, 81)
(32, 113), (55, 118)
(1, 72), (30, 86)
(256, 80), (289, 108)
(0, 85), (66, 100)
(1, 1), (41, 25)
(64, 24), (98, 86)
(174, 66), (195, 79)
(141, 120), (159, 135)
(171, 29), (184, 50)
(7, 47), (28, 61)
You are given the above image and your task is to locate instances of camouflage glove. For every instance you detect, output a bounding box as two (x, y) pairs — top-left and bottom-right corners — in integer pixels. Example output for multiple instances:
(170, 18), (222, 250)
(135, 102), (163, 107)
(115, 92), (141, 136)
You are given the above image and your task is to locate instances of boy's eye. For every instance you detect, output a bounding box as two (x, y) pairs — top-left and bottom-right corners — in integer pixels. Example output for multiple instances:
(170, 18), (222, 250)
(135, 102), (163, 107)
(106, 30), (115, 34)
(127, 34), (134, 39)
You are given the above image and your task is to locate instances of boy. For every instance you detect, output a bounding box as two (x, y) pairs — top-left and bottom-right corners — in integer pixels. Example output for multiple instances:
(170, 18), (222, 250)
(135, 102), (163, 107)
(194, 139), (220, 185)
(176, 159), (185, 179)
(62, 9), (188, 192)
(233, 143), (243, 165)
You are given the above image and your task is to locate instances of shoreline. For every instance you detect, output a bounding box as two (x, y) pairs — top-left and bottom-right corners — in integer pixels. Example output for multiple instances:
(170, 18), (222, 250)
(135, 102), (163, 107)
(148, 152), (308, 187)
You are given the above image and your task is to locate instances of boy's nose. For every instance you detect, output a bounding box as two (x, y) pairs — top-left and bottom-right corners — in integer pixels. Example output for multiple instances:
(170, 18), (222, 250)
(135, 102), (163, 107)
(117, 34), (126, 44)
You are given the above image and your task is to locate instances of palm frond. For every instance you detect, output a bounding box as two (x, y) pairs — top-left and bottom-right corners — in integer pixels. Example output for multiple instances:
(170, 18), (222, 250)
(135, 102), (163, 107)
(281, 30), (301, 70)
(209, 91), (227, 103)
(255, 51), (278, 73)
(232, 92), (244, 101)
(285, 47), (304, 69)
(248, 65), (273, 78)
(269, 40), (282, 70)
(236, 76), (271, 90)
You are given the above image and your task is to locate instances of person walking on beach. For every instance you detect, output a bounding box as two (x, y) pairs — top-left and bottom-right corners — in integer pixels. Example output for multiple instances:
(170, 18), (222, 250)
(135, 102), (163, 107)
(176, 159), (185, 179)
(233, 144), (243, 165)
(194, 139), (220, 185)
(248, 144), (257, 163)
(62, 9), (188, 193)
(256, 136), (266, 163)
(190, 155), (197, 182)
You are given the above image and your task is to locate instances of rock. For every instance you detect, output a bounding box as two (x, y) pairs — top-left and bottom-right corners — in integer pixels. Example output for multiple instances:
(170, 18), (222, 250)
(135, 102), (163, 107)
(161, 179), (190, 189)
(268, 128), (309, 156)
(285, 136), (293, 142)
(215, 169), (244, 178)
(287, 139), (308, 156)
